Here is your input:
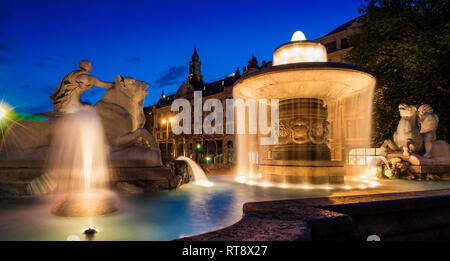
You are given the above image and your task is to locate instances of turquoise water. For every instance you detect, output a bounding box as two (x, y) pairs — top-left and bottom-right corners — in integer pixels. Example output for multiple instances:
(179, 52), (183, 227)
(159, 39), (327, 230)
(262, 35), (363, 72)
(1, 175), (450, 241)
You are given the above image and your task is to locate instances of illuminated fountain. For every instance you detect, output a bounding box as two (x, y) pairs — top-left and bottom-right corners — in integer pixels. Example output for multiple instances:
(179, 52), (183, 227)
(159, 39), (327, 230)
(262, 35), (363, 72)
(234, 31), (376, 186)
(48, 107), (119, 217)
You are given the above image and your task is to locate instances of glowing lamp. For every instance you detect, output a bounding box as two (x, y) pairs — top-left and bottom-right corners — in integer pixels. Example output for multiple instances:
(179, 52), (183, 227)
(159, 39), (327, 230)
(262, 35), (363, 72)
(196, 144), (201, 150)
(291, 31), (306, 41)
(162, 119), (167, 124)
(273, 31), (327, 66)
(169, 117), (174, 123)
(0, 106), (6, 119)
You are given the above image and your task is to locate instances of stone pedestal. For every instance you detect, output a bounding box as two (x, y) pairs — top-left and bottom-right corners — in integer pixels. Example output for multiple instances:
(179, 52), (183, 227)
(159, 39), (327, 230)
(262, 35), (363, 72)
(0, 159), (180, 197)
(258, 98), (344, 184)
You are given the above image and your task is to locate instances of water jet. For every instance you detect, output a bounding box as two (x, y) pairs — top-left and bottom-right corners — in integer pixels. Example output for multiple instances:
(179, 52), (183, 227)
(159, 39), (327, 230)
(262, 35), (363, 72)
(47, 107), (119, 217)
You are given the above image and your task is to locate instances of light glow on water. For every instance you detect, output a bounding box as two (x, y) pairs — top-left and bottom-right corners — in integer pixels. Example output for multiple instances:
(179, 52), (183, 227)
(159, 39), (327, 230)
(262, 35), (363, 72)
(193, 180), (214, 187)
(2, 175), (450, 241)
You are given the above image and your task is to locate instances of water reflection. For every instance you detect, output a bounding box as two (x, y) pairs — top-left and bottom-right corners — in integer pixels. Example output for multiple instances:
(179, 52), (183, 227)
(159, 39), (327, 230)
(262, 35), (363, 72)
(0, 175), (450, 241)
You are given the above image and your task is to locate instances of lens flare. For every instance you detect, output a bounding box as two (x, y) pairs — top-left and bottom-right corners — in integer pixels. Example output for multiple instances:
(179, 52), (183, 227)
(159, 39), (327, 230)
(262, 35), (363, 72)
(0, 106), (6, 119)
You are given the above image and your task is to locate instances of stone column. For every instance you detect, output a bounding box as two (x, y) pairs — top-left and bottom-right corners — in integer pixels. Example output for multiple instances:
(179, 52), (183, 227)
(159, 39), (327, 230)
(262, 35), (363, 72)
(273, 98), (331, 161)
(258, 98), (344, 184)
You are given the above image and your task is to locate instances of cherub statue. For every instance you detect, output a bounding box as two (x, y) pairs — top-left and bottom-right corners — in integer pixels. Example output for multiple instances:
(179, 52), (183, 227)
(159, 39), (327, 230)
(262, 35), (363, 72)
(418, 104), (439, 158)
(50, 60), (114, 113)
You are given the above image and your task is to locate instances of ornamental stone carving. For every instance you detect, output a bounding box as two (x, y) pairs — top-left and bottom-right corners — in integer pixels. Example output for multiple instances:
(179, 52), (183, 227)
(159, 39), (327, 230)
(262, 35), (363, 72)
(276, 118), (329, 145)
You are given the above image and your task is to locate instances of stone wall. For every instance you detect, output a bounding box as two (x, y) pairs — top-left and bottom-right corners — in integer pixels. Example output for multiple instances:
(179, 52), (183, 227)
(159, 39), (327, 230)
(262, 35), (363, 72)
(178, 189), (450, 241)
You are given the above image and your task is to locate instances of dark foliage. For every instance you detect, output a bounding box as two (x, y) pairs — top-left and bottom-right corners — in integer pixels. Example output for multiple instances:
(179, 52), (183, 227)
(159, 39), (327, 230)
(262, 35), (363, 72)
(346, 0), (450, 145)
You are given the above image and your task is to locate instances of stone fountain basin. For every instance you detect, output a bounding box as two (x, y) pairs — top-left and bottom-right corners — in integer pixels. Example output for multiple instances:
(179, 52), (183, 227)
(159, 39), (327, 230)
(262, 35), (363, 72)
(233, 62), (375, 101)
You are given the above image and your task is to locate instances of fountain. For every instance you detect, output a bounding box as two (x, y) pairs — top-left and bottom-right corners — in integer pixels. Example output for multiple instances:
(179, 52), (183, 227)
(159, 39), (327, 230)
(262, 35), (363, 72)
(176, 156), (213, 187)
(233, 31), (376, 185)
(0, 71), (184, 199)
(48, 106), (119, 217)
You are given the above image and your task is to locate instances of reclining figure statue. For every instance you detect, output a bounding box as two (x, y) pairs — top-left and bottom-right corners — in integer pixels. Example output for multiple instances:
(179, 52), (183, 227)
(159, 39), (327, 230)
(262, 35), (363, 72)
(0, 63), (161, 166)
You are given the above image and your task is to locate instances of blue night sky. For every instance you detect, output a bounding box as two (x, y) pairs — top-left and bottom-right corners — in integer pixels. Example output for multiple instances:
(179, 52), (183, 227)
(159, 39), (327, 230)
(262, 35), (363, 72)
(0, 0), (363, 114)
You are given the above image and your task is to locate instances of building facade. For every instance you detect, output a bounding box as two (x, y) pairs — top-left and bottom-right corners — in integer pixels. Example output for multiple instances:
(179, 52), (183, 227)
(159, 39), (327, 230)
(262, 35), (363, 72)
(145, 49), (248, 167)
(145, 17), (370, 169)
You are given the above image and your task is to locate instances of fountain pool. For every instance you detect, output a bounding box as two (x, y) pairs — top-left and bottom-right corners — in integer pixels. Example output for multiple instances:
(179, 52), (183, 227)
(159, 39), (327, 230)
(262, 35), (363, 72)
(1, 175), (450, 241)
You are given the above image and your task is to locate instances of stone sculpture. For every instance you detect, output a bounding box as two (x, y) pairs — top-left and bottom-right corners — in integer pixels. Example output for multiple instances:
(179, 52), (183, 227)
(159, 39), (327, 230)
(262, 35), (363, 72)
(380, 104), (423, 156)
(50, 60), (114, 113)
(94, 74), (161, 165)
(277, 118), (329, 145)
(378, 103), (450, 181)
(418, 104), (439, 158)
(0, 74), (160, 165)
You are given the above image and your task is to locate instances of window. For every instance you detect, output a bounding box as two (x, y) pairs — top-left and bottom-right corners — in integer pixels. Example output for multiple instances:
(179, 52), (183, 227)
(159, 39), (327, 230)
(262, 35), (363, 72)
(325, 41), (336, 52)
(341, 38), (350, 49)
(348, 148), (382, 165)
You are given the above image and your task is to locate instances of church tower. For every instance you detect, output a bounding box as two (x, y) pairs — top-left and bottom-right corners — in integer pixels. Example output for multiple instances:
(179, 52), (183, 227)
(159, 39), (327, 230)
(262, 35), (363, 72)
(188, 47), (204, 90)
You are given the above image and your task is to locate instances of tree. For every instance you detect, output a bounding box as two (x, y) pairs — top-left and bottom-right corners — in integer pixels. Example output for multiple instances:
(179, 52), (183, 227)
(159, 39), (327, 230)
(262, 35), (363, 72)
(346, 0), (450, 146)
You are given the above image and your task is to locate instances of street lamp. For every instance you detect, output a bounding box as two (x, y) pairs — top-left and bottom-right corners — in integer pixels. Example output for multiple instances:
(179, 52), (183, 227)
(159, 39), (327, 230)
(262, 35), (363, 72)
(0, 106), (6, 119)
(161, 117), (174, 161)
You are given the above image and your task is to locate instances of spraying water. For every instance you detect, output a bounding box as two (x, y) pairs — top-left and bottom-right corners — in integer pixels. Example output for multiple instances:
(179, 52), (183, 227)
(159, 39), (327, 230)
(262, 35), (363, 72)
(176, 156), (213, 187)
(48, 106), (119, 217)
(362, 156), (392, 179)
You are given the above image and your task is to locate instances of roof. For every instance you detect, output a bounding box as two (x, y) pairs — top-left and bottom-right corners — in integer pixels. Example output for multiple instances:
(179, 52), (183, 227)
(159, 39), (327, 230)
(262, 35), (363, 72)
(152, 74), (239, 108)
(156, 94), (176, 108)
(203, 75), (238, 96)
(324, 16), (363, 37)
